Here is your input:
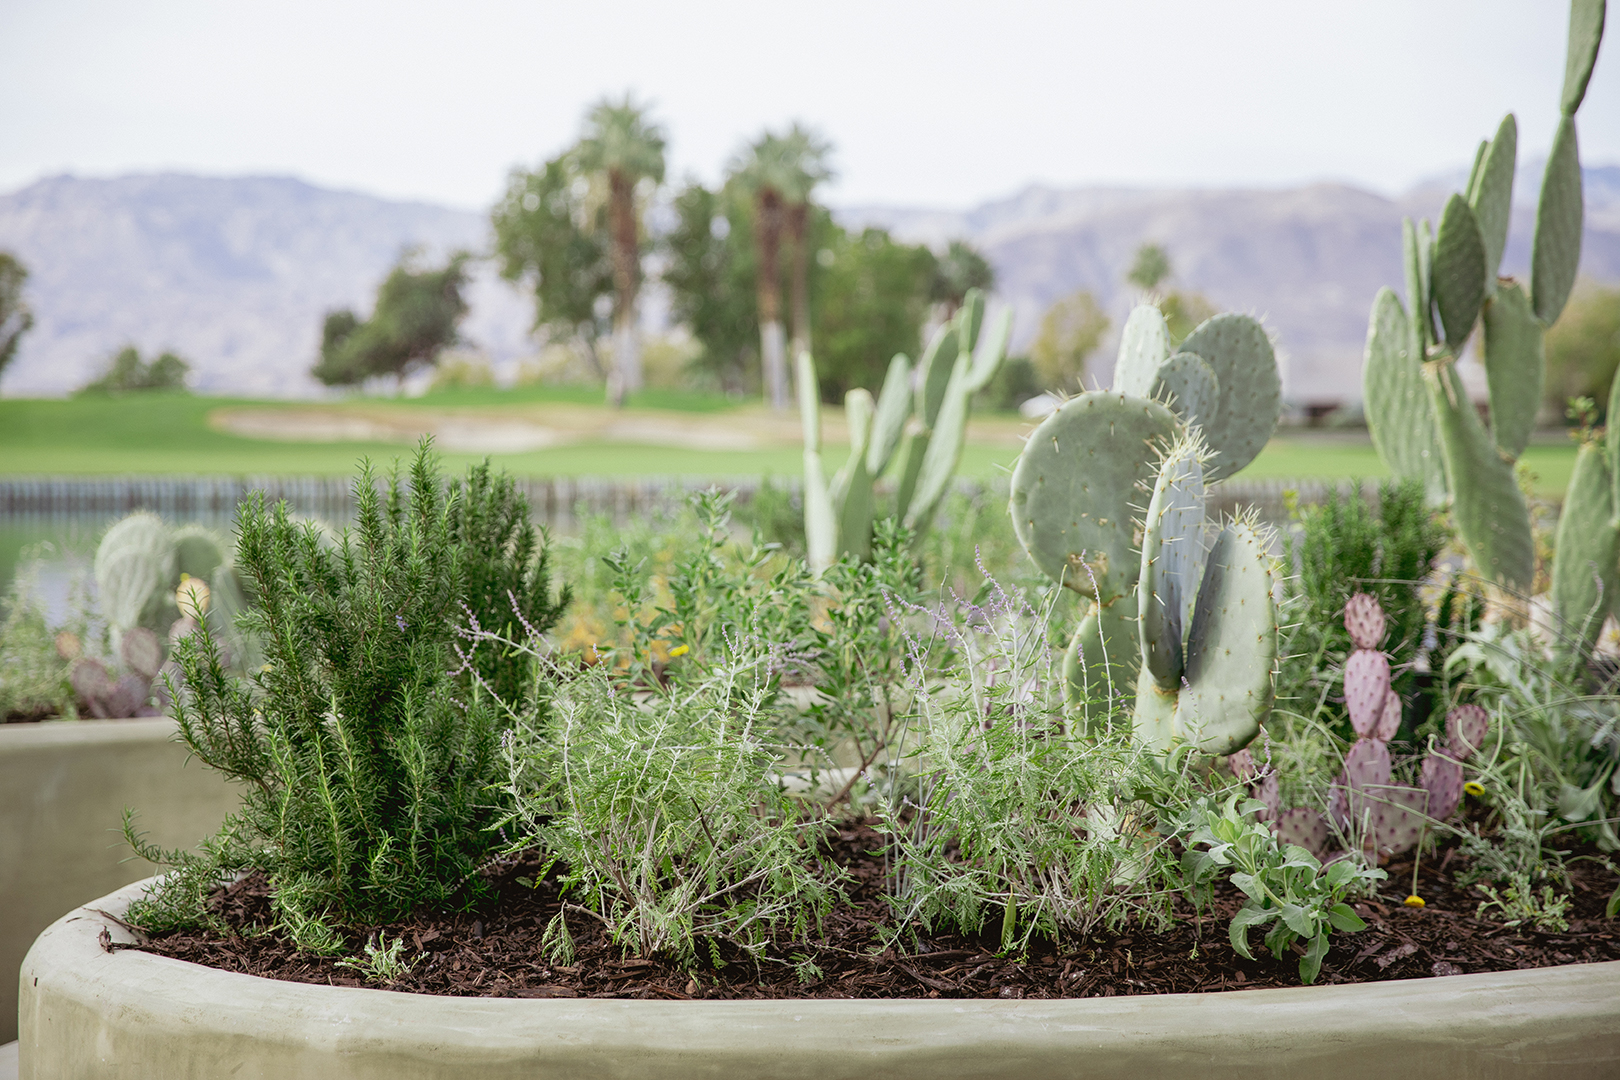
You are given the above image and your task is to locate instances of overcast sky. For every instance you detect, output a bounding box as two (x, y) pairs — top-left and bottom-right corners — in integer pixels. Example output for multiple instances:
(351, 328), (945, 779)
(2, 0), (1616, 212)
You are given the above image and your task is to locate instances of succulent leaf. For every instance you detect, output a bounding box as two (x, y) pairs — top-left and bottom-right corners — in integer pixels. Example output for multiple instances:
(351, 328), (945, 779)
(1151, 351), (1220, 434)
(1113, 305), (1173, 397)
(1421, 755), (1465, 823)
(866, 353), (912, 477)
(1430, 194), (1487, 350)
(1551, 441), (1619, 662)
(1531, 116), (1585, 326)
(1344, 649), (1392, 738)
(1562, 0), (1607, 116)
(1363, 287), (1447, 504)
(1173, 314), (1281, 482)
(1343, 592), (1386, 650)
(1138, 436), (1207, 689)
(1481, 282), (1545, 461)
(1469, 114), (1519, 289)
(1447, 704), (1490, 760)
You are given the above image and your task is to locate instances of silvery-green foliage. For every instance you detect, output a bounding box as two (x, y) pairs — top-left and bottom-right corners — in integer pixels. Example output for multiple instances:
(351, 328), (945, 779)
(501, 652), (843, 967)
(880, 573), (1202, 950)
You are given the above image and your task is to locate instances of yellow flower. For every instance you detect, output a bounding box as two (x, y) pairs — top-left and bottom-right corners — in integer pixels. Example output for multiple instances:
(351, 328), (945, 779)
(1463, 780), (1485, 797)
(668, 644), (690, 658)
(176, 575), (211, 617)
(1404, 894), (1425, 908)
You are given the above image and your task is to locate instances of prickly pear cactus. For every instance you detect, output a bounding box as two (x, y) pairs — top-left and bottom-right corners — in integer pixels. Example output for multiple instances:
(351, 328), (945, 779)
(1172, 314), (1282, 482)
(94, 512), (180, 648)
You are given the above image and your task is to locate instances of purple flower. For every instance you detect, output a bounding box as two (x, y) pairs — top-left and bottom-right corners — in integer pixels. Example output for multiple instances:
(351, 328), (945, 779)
(396, 614), (408, 632)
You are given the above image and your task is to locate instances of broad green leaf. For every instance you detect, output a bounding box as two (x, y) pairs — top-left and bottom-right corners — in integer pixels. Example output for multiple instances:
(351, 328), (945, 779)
(1299, 932), (1330, 985)
(1280, 902), (1315, 938)
(1327, 903), (1367, 932)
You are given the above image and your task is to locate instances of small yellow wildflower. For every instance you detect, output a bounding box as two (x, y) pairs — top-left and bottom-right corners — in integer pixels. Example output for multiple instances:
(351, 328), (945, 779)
(1463, 780), (1485, 797)
(1404, 895), (1425, 908)
(668, 644), (690, 658)
(176, 573), (211, 617)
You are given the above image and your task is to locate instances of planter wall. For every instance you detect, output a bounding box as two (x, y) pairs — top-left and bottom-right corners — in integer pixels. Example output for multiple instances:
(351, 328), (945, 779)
(0, 719), (239, 1044)
(19, 879), (1620, 1080)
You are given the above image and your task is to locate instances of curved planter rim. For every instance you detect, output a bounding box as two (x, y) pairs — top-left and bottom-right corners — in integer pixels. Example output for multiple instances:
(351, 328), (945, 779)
(20, 878), (1620, 1080)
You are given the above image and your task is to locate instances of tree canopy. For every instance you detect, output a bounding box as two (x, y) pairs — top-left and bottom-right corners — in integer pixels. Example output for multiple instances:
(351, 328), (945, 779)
(1546, 280), (1620, 416)
(1030, 289), (1110, 391)
(312, 252), (470, 387)
(77, 346), (189, 395)
(0, 251), (33, 383)
(931, 240), (995, 315)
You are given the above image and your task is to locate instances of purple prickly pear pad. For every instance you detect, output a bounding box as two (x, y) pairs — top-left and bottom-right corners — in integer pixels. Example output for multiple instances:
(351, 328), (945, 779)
(1344, 650), (1391, 738)
(1344, 592), (1386, 651)
(1447, 704), (1489, 759)
(1422, 753), (1465, 821)
(1370, 784), (1429, 858)
(1373, 689), (1401, 741)
(1272, 807), (1330, 858)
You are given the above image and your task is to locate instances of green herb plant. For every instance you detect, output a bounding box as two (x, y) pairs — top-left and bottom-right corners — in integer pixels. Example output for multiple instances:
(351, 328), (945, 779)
(1182, 794), (1384, 984)
(334, 933), (423, 984)
(126, 443), (567, 950)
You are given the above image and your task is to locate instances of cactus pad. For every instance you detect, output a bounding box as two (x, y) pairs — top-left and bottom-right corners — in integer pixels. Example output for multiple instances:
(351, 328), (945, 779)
(1427, 360), (1535, 591)
(1447, 704), (1489, 760)
(906, 365), (971, 531)
(1228, 748), (1258, 783)
(1343, 592), (1386, 650)
(1171, 520), (1277, 755)
(1112, 305), (1172, 397)
(1174, 314), (1281, 482)
(1151, 351), (1220, 434)
(1421, 754), (1465, 823)
(866, 353), (912, 476)
(1252, 772), (1280, 823)
(171, 525), (226, 582)
(1065, 599), (1139, 712)
(1334, 738), (1393, 833)
(1375, 689), (1402, 742)
(1469, 113), (1518, 288)
(94, 511), (179, 640)
(1371, 784), (1430, 858)
(834, 389), (876, 560)
(1343, 649), (1391, 739)
(120, 626), (164, 680)
(1137, 436), (1206, 689)
(1481, 282), (1545, 461)
(1272, 807), (1330, 859)
(1562, 0), (1607, 116)
(1364, 287), (1447, 504)
(1430, 194), (1487, 350)
(964, 308), (1012, 393)
(1009, 392), (1180, 601)
(1550, 441), (1619, 661)
(916, 322), (959, 427)
(1532, 116), (1584, 326)
(1403, 219), (1433, 349)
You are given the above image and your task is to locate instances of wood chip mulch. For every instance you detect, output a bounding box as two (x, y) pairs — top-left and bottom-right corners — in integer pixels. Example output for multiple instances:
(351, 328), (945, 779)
(126, 823), (1620, 1000)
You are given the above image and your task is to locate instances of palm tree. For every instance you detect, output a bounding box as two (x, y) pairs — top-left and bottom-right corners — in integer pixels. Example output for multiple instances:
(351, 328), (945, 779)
(573, 95), (666, 407)
(777, 125), (834, 372)
(728, 131), (800, 410)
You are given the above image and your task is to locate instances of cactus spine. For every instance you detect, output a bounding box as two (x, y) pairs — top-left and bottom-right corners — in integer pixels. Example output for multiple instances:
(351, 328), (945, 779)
(1363, 0), (1606, 605)
(799, 288), (1009, 568)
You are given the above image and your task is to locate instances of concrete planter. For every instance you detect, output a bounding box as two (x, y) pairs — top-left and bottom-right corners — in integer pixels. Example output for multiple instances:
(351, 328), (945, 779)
(19, 879), (1620, 1079)
(0, 719), (240, 1044)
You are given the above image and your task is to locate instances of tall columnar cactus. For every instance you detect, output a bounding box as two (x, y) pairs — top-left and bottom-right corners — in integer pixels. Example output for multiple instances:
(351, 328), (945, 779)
(1254, 593), (1491, 860)
(1010, 303), (1282, 708)
(799, 288), (1010, 569)
(1363, 0), (1606, 602)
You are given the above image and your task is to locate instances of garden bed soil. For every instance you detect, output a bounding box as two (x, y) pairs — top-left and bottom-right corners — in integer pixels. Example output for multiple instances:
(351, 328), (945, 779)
(129, 823), (1620, 1001)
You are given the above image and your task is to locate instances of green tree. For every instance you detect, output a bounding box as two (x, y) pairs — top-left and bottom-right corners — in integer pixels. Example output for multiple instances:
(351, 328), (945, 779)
(0, 252), (33, 383)
(1126, 243), (1171, 291)
(1030, 290), (1109, 391)
(572, 95), (666, 407)
(491, 154), (615, 380)
(312, 252), (470, 388)
(77, 346), (189, 395)
(1546, 280), (1620, 417)
(931, 240), (995, 317)
(661, 182), (759, 393)
(810, 225), (937, 401)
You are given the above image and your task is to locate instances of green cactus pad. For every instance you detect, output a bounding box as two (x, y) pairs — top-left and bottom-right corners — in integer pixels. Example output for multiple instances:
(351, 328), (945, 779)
(1531, 116), (1584, 326)
(796, 352), (836, 572)
(1562, 0), (1607, 116)
(1168, 520), (1277, 756)
(1138, 437), (1207, 690)
(1064, 599), (1138, 715)
(1481, 282), (1545, 461)
(905, 370), (970, 532)
(1469, 114), (1518, 290)
(833, 389), (875, 560)
(1174, 314), (1281, 482)
(916, 323), (959, 427)
(1364, 287), (1448, 504)
(891, 425), (928, 523)
(1151, 351), (1220, 434)
(1608, 367), (1620, 513)
(171, 525), (227, 582)
(1427, 360), (1535, 591)
(956, 289), (986, 359)
(1113, 305), (1172, 397)
(964, 308), (1012, 393)
(866, 354), (912, 477)
(1132, 665), (1180, 753)
(1402, 218), (1433, 349)
(1464, 139), (1490, 206)
(1430, 195), (1487, 350)
(94, 511), (179, 639)
(1551, 440), (1618, 660)
(1009, 392), (1181, 601)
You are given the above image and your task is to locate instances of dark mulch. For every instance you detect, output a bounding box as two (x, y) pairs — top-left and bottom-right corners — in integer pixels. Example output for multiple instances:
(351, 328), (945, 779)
(127, 824), (1620, 1000)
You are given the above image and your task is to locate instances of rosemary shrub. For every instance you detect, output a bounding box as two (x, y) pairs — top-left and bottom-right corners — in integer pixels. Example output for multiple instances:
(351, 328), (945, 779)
(127, 445), (566, 946)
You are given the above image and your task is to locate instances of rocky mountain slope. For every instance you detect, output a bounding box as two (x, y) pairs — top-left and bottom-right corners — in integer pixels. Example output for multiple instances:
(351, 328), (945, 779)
(1, 169), (1616, 401)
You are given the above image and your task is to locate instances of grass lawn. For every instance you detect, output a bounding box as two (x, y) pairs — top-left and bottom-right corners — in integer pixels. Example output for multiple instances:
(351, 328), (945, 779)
(0, 390), (1580, 496)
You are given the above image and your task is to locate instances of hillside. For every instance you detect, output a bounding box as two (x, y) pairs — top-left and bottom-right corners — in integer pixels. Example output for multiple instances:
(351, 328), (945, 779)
(1, 169), (1617, 402)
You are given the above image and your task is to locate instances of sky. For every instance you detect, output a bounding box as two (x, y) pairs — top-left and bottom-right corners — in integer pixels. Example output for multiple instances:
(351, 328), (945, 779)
(2, 0), (1617, 212)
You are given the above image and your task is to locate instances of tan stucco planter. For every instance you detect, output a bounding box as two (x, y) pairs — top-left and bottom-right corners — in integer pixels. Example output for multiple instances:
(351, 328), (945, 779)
(18, 879), (1620, 1079)
(0, 718), (240, 1044)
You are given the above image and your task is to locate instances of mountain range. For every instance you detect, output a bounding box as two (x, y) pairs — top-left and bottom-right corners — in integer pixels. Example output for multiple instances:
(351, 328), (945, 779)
(1, 168), (1617, 401)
